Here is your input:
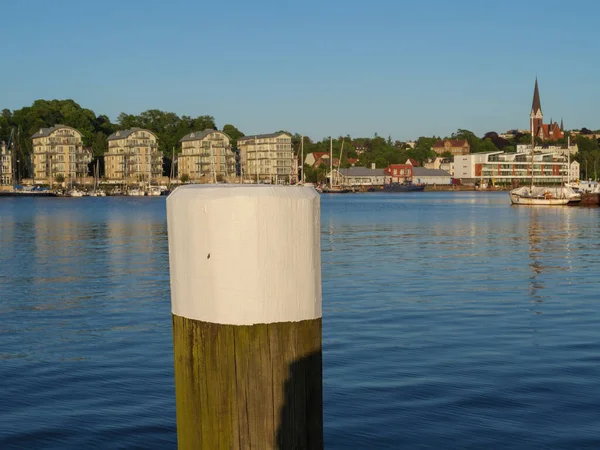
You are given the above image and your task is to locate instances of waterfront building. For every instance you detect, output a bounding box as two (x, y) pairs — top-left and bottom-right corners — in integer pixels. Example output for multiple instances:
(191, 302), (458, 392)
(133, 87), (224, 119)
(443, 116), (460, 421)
(327, 166), (387, 186)
(1, 141), (12, 185)
(424, 157), (454, 176)
(454, 151), (573, 184)
(104, 128), (162, 183)
(516, 143), (578, 158)
(530, 78), (564, 141)
(178, 130), (235, 182)
(384, 164), (413, 182)
(432, 139), (470, 156)
(238, 132), (294, 183)
(569, 161), (580, 182)
(412, 167), (453, 185)
(31, 125), (90, 184)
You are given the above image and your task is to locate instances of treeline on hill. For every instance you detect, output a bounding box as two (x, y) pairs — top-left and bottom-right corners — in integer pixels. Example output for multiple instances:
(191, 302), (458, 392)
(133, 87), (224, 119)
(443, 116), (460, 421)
(0, 99), (240, 179)
(1, 99), (599, 181)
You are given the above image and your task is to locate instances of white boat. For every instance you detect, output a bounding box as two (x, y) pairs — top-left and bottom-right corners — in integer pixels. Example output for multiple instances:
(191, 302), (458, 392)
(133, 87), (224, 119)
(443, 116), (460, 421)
(148, 187), (162, 196)
(509, 124), (574, 206)
(89, 162), (106, 196)
(510, 186), (570, 205)
(68, 189), (85, 197)
(566, 181), (600, 194)
(127, 188), (145, 196)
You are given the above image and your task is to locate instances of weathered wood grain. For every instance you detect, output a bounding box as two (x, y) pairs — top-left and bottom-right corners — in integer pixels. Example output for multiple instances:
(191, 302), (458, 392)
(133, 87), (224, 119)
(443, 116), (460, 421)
(172, 315), (323, 450)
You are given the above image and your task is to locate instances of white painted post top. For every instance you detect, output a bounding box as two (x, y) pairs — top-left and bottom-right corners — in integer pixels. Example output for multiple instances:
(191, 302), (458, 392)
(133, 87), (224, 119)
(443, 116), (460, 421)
(167, 185), (322, 325)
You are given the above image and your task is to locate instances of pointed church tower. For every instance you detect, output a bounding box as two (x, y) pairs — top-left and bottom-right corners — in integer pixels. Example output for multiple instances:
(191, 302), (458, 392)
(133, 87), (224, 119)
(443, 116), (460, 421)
(560, 118), (564, 131)
(530, 77), (543, 138)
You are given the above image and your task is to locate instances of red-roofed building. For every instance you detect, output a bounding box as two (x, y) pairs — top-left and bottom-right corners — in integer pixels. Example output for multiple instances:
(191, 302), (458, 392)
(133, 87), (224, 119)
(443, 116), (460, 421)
(347, 158), (358, 166)
(406, 158), (421, 167)
(385, 164), (413, 182)
(432, 140), (470, 156)
(304, 152), (329, 167)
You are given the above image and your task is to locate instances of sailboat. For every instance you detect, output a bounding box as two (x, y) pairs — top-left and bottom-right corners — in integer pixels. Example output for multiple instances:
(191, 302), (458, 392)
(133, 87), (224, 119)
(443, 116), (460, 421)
(322, 137), (351, 193)
(509, 126), (574, 206)
(89, 161), (106, 196)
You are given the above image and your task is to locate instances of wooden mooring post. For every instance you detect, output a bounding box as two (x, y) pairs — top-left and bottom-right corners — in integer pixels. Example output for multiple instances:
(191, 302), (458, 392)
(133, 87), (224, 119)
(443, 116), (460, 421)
(167, 185), (323, 450)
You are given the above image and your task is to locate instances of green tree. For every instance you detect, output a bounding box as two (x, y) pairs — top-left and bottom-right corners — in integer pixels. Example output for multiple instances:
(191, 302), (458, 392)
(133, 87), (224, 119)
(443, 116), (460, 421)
(92, 132), (108, 158)
(222, 124), (244, 147)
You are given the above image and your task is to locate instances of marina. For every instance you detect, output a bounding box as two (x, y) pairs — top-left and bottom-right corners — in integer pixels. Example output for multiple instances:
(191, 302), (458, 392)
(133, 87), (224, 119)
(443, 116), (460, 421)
(2, 192), (600, 448)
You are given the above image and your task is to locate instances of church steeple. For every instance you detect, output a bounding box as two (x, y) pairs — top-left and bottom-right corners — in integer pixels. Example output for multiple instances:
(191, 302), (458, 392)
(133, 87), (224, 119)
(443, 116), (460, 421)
(531, 77), (542, 115)
(560, 118), (564, 131)
(530, 77), (543, 137)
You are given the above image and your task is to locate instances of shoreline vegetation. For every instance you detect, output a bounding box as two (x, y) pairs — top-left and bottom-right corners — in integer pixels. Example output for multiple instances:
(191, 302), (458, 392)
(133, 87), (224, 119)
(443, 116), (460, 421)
(2, 99), (600, 184)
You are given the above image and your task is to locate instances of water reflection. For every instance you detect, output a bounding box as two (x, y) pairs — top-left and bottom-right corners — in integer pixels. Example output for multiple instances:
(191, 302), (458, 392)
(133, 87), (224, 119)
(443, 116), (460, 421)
(526, 207), (577, 316)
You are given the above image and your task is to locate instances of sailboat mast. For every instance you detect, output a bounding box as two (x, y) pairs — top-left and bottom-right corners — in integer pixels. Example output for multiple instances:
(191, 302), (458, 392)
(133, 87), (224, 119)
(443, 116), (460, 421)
(337, 138), (345, 187)
(300, 136), (304, 183)
(211, 140), (216, 184)
(329, 136), (332, 186)
(530, 120), (535, 191)
(567, 135), (570, 184)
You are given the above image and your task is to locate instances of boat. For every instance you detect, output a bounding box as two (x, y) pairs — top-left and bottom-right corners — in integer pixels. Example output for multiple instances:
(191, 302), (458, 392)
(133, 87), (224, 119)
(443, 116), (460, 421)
(89, 160), (106, 196)
(384, 181), (425, 192)
(148, 187), (162, 196)
(566, 181), (599, 206)
(509, 186), (570, 205)
(321, 185), (351, 194)
(509, 124), (571, 206)
(0, 185), (57, 197)
(127, 188), (145, 196)
(68, 189), (86, 197)
(322, 137), (352, 194)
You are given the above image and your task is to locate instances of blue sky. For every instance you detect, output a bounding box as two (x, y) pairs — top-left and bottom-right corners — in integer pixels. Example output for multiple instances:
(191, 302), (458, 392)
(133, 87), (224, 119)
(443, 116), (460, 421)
(2, 0), (599, 141)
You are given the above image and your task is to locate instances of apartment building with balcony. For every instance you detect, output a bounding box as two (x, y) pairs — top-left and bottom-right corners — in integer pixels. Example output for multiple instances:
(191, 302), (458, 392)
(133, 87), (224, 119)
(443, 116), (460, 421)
(238, 132), (295, 183)
(104, 128), (162, 183)
(454, 151), (577, 184)
(31, 125), (90, 184)
(178, 130), (235, 182)
(1, 141), (12, 185)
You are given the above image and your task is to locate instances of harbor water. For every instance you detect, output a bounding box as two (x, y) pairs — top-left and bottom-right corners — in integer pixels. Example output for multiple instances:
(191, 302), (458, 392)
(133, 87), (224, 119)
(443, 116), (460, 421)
(2, 192), (600, 449)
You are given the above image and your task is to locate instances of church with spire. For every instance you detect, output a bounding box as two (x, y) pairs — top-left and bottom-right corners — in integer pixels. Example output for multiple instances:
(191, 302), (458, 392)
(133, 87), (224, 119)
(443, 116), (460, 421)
(530, 77), (564, 141)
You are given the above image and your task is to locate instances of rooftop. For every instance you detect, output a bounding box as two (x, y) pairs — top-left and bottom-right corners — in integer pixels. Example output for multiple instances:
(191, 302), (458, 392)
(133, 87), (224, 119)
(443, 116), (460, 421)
(107, 128), (157, 141)
(31, 125), (81, 139)
(179, 129), (229, 143)
(238, 132), (291, 142)
(412, 167), (452, 176)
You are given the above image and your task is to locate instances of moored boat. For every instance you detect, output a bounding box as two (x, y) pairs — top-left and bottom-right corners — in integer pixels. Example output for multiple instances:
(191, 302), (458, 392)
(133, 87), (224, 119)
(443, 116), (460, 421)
(509, 187), (569, 206)
(509, 124), (574, 206)
(384, 181), (425, 192)
(127, 188), (145, 196)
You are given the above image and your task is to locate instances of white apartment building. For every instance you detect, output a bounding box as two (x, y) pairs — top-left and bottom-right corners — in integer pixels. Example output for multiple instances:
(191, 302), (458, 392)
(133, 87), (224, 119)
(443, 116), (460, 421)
(238, 132), (295, 184)
(454, 151), (578, 184)
(516, 143), (578, 158)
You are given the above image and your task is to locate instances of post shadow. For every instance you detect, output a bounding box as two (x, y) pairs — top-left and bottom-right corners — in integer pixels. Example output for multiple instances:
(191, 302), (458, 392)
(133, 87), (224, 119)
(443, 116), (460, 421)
(276, 350), (324, 450)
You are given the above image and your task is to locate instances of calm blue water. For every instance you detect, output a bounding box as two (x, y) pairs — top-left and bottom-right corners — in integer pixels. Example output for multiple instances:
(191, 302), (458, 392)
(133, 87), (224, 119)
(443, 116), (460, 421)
(2, 193), (600, 449)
